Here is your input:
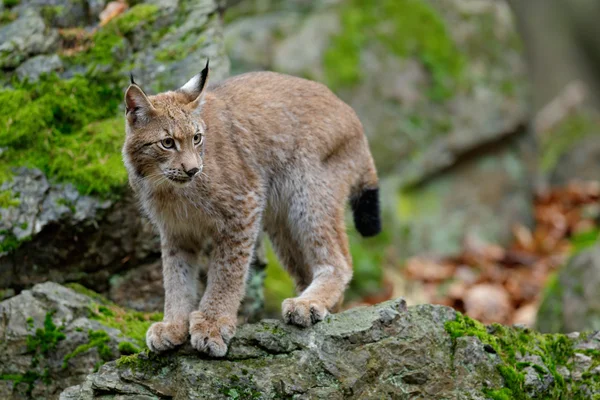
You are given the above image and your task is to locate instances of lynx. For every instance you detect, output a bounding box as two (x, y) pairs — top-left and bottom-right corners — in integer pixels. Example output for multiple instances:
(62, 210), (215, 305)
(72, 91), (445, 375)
(122, 61), (381, 357)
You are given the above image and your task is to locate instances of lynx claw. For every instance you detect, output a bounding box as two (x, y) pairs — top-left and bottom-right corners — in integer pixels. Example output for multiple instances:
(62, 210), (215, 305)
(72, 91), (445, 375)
(189, 311), (236, 358)
(146, 321), (188, 352)
(282, 298), (328, 327)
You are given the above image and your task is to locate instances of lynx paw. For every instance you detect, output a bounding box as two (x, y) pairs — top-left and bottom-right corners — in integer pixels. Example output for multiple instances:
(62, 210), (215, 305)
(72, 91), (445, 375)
(189, 311), (236, 357)
(282, 298), (328, 327)
(146, 321), (188, 352)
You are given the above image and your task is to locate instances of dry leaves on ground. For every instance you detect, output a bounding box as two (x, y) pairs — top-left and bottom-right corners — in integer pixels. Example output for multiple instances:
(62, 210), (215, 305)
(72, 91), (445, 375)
(359, 181), (599, 327)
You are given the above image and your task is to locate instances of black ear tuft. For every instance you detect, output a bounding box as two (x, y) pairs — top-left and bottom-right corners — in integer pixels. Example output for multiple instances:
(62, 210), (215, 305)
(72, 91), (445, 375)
(130, 73), (136, 85)
(198, 59), (209, 93)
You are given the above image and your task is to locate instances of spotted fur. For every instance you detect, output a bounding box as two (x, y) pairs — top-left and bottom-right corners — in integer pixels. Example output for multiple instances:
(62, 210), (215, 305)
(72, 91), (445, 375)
(122, 67), (380, 357)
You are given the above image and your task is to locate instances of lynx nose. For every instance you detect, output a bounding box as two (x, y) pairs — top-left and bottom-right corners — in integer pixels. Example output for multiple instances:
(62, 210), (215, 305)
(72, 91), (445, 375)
(185, 167), (199, 177)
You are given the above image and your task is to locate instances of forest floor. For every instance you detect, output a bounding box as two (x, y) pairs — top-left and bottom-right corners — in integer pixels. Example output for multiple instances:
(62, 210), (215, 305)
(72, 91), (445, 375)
(347, 180), (600, 327)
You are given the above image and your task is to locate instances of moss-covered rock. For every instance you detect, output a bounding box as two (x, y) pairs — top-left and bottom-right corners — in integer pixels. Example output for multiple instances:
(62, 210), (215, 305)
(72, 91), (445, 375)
(537, 245), (600, 334)
(61, 298), (600, 399)
(0, 0), (233, 298)
(0, 282), (153, 399)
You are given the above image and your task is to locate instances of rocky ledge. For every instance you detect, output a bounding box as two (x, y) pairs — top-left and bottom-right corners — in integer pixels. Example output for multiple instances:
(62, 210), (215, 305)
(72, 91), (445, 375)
(61, 298), (600, 399)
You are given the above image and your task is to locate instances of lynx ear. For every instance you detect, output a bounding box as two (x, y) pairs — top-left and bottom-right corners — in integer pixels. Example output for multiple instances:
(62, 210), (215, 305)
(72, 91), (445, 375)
(179, 59), (209, 110)
(125, 82), (155, 125)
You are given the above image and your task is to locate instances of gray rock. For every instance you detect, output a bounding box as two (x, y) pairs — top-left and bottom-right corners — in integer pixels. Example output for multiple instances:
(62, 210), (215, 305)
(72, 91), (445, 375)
(391, 130), (535, 256)
(545, 108), (600, 185)
(60, 298), (600, 399)
(130, 0), (230, 91)
(0, 282), (145, 400)
(0, 10), (58, 69)
(537, 246), (600, 333)
(0, 168), (160, 293)
(15, 54), (63, 82)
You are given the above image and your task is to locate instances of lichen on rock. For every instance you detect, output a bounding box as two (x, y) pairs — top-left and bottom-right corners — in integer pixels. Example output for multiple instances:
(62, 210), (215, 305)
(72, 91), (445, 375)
(60, 297), (600, 399)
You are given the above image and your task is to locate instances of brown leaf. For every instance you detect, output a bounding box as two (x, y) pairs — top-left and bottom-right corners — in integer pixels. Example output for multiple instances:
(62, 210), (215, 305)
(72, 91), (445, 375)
(100, 1), (128, 26)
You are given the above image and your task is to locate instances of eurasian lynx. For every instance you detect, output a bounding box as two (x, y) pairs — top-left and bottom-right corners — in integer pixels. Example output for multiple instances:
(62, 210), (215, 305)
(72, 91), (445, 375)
(122, 61), (381, 357)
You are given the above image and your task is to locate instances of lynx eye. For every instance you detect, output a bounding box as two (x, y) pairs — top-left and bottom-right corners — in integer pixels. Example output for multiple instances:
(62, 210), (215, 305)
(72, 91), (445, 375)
(160, 138), (175, 149)
(193, 133), (203, 146)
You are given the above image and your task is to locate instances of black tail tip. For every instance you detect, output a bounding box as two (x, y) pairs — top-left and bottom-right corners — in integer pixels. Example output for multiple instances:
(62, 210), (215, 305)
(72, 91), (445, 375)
(352, 187), (382, 237)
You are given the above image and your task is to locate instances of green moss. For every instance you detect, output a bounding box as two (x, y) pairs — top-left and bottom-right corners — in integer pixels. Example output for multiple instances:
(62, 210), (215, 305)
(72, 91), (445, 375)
(324, 0), (464, 100)
(113, 4), (160, 35)
(445, 313), (599, 399)
(66, 282), (113, 304)
(26, 310), (66, 367)
(66, 283), (161, 348)
(0, 73), (125, 196)
(0, 190), (20, 208)
(2, 0), (19, 9)
(0, 10), (17, 23)
(570, 228), (600, 255)
(88, 299), (162, 348)
(0, 230), (31, 253)
(62, 329), (113, 369)
(115, 349), (173, 374)
(155, 35), (207, 62)
(118, 341), (141, 355)
(541, 112), (600, 173)
(0, 371), (41, 396)
(39, 5), (64, 25)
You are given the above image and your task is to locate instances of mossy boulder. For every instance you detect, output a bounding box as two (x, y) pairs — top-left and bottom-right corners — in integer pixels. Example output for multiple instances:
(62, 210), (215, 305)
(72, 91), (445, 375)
(0, 282), (158, 399)
(537, 245), (600, 333)
(62, 298), (600, 399)
(0, 0), (242, 303)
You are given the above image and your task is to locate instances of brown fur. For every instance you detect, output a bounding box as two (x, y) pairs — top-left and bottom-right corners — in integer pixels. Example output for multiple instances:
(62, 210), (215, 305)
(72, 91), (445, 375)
(123, 69), (379, 357)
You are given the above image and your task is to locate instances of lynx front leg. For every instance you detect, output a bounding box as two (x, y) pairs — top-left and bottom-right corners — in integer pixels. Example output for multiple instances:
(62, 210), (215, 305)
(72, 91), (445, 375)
(146, 246), (199, 352)
(190, 206), (262, 357)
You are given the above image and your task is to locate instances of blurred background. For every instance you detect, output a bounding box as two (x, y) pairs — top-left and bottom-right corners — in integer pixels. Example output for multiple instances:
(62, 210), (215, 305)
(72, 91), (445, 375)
(1, 0), (600, 337)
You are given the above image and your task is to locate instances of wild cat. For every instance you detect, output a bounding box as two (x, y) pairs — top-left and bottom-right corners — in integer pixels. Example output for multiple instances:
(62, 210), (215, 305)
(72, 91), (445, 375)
(122, 61), (381, 357)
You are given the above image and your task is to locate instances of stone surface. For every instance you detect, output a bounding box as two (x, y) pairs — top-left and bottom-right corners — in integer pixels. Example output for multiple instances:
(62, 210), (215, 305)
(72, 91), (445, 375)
(391, 131), (535, 256)
(0, 168), (160, 294)
(225, 0), (528, 181)
(0, 282), (147, 400)
(61, 298), (600, 399)
(0, 10), (59, 69)
(15, 54), (63, 82)
(537, 245), (600, 333)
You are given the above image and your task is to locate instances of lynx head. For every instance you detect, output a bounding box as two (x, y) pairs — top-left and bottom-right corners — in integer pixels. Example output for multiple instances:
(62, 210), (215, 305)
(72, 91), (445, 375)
(122, 60), (210, 189)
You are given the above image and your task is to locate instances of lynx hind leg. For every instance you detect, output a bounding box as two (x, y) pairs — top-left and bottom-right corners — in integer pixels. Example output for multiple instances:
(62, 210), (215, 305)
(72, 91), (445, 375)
(278, 189), (353, 328)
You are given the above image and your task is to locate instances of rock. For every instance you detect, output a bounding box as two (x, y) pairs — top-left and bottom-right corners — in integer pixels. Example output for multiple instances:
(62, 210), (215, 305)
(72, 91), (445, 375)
(128, 0), (230, 91)
(464, 283), (512, 325)
(225, 0), (528, 180)
(537, 245), (600, 333)
(0, 282), (152, 400)
(0, 10), (59, 69)
(543, 108), (600, 185)
(15, 54), (63, 82)
(61, 299), (600, 399)
(224, 0), (533, 252)
(392, 131), (535, 256)
(0, 168), (160, 294)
